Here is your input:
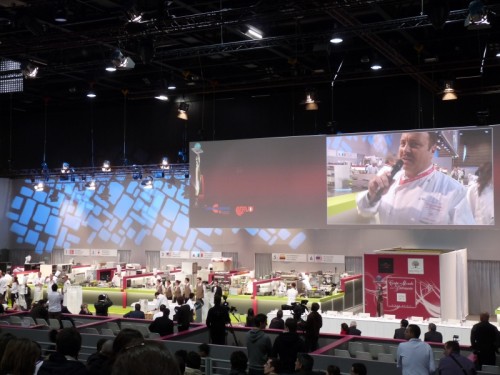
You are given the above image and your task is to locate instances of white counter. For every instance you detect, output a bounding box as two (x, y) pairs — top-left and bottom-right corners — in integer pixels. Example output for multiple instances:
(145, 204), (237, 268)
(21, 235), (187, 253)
(267, 310), (476, 344)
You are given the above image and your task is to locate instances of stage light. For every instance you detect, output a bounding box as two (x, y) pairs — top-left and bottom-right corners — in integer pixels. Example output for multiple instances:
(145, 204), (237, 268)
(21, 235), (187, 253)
(21, 62), (38, 79)
(245, 26), (263, 39)
(177, 102), (189, 120)
(61, 162), (70, 174)
(87, 90), (96, 98)
(330, 36), (343, 44)
(126, 8), (144, 23)
(167, 82), (176, 90)
(54, 7), (67, 23)
(141, 176), (154, 189)
(465, 0), (490, 30)
(85, 179), (96, 191)
(154, 93), (169, 101)
(370, 63), (382, 70)
(102, 160), (111, 172)
(303, 91), (319, 111)
(105, 64), (116, 72)
(111, 49), (135, 70)
(160, 157), (170, 170)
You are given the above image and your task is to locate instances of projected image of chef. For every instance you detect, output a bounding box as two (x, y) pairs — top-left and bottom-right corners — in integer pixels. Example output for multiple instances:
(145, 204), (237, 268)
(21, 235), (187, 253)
(356, 131), (475, 225)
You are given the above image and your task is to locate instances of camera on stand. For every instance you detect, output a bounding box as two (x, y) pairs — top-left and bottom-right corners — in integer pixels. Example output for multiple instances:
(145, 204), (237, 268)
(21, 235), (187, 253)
(281, 299), (309, 321)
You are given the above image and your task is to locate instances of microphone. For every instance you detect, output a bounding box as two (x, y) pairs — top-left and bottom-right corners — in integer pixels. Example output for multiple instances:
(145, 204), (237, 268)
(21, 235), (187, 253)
(369, 159), (403, 204)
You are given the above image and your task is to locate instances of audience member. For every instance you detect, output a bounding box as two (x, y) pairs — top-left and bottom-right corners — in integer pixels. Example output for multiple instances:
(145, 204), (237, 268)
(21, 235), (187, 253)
(198, 343), (210, 374)
(396, 324), (435, 375)
(38, 328), (88, 374)
(47, 283), (62, 320)
(246, 308), (256, 327)
(149, 307), (174, 336)
(424, 323), (443, 343)
(348, 321), (361, 336)
(206, 294), (230, 344)
(94, 294), (113, 317)
(174, 298), (192, 332)
(185, 351), (203, 375)
(295, 353), (314, 375)
(272, 318), (306, 373)
(175, 349), (187, 374)
(230, 351), (248, 375)
(326, 364), (341, 375)
(437, 340), (476, 375)
(302, 302), (322, 352)
(394, 319), (408, 339)
(112, 341), (180, 375)
(340, 323), (349, 335)
(0, 337), (41, 375)
(247, 313), (272, 375)
(0, 332), (15, 361)
(111, 328), (144, 362)
(470, 312), (500, 369)
(123, 303), (145, 319)
(31, 299), (49, 321)
(269, 310), (285, 330)
(350, 363), (367, 375)
(87, 339), (113, 375)
(79, 303), (93, 315)
(263, 357), (281, 375)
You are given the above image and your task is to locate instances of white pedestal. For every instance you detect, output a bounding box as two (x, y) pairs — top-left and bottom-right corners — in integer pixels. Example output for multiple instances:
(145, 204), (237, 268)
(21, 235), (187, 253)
(66, 286), (82, 315)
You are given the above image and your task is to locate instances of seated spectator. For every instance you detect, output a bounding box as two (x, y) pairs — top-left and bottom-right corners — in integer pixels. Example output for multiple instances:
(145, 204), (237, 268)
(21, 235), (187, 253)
(123, 303), (145, 319)
(424, 323), (443, 343)
(326, 364), (341, 375)
(394, 319), (408, 339)
(79, 303), (92, 315)
(112, 341), (180, 375)
(38, 328), (88, 374)
(437, 340), (475, 375)
(229, 351), (248, 375)
(295, 353), (315, 375)
(175, 349), (187, 374)
(350, 363), (367, 375)
(111, 328), (144, 363)
(246, 308), (255, 327)
(264, 357), (281, 375)
(149, 307), (174, 336)
(340, 323), (349, 335)
(153, 304), (166, 320)
(174, 299), (191, 332)
(31, 299), (49, 321)
(348, 321), (361, 336)
(87, 339), (113, 375)
(269, 310), (285, 330)
(0, 337), (41, 375)
(185, 351), (203, 375)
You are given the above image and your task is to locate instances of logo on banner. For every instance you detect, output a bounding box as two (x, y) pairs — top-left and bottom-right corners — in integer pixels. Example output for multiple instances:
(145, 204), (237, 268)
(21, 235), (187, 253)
(408, 258), (424, 274)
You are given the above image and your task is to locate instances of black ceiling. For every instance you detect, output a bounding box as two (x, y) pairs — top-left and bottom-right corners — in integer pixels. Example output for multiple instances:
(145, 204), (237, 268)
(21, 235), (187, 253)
(0, 0), (499, 173)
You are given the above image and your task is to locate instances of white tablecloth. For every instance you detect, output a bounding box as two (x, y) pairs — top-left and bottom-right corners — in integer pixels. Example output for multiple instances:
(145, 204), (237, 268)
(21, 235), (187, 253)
(267, 310), (476, 344)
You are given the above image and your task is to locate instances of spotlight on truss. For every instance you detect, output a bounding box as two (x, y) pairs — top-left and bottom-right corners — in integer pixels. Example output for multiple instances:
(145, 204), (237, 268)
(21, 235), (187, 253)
(111, 49), (136, 70)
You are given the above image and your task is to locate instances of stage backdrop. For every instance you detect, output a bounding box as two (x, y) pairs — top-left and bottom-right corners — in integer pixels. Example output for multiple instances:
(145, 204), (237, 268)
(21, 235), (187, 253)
(364, 249), (468, 320)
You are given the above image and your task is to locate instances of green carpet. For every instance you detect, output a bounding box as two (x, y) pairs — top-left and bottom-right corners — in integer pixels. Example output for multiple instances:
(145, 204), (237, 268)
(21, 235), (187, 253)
(327, 192), (358, 216)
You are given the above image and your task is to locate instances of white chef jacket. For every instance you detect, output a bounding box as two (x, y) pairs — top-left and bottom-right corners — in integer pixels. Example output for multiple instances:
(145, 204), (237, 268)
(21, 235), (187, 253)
(467, 182), (494, 225)
(356, 167), (475, 225)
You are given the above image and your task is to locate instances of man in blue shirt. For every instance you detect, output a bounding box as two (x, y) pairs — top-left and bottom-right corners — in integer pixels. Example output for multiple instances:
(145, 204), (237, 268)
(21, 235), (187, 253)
(397, 324), (435, 375)
(437, 340), (476, 375)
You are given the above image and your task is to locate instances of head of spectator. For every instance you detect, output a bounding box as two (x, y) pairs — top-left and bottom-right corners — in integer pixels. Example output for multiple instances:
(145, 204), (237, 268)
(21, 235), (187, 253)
(341, 323), (349, 333)
(95, 338), (108, 353)
(0, 338), (41, 375)
(443, 340), (460, 357)
(247, 308), (255, 317)
(276, 310), (283, 319)
(311, 302), (320, 312)
(0, 333), (15, 361)
(291, 282), (296, 289)
(51, 283), (58, 292)
(295, 353), (314, 373)
(100, 339), (114, 357)
(198, 343), (210, 358)
(350, 363), (367, 375)
(326, 365), (341, 375)
(350, 321), (357, 328)
(285, 318), (298, 333)
(400, 319), (409, 328)
(112, 341), (180, 375)
(479, 312), (490, 322)
(112, 328), (144, 357)
(404, 324), (421, 340)
(264, 357), (281, 375)
(175, 349), (187, 374)
(56, 328), (82, 359)
(254, 313), (267, 329)
(186, 351), (202, 370)
(230, 351), (248, 373)
(428, 323), (437, 332)
(214, 295), (222, 306)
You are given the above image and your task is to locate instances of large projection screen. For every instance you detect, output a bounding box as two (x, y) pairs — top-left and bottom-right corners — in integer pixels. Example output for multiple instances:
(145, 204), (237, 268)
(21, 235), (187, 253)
(189, 127), (493, 228)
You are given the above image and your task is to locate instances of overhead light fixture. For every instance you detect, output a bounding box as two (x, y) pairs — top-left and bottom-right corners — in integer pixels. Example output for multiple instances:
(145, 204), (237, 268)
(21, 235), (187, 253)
(465, 0), (490, 30)
(54, 7), (67, 23)
(370, 63), (382, 70)
(167, 82), (176, 90)
(154, 92), (169, 101)
(87, 90), (96, 98)
(105, 64), (116, 72)
(303, 91), (319, 111)
(102, 160), (111, 172)
(33, 181), (44, 192)
(442, 81), (458, 101)
(160, 157), (170, 170)
(21, 62), (39, 79)
(111, 49), (135, 70)
(141, 176), (154, 189)
(126, 8), (144, 23)
(177, 102), (189, 120)
(330, 36), (343, 44)
(245, 26), (263, 40)
(496, 51), (500, 58)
